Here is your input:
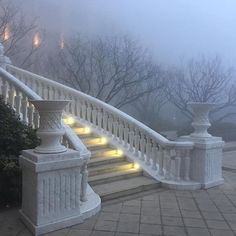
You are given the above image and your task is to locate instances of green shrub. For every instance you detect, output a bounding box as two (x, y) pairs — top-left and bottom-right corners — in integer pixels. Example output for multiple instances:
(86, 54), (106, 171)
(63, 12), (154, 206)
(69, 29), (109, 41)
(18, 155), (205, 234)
(0, 96), (40, 207)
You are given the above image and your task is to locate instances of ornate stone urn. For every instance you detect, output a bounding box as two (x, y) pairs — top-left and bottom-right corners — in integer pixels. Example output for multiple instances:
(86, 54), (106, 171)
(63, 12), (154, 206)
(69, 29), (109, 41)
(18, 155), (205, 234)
(189, 102), (215, 138)
(30, 100), (70, 154)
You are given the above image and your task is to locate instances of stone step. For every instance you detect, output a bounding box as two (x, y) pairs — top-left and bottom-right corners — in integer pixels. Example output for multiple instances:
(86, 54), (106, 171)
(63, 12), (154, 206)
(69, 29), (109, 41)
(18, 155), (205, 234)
(93, 176), (160, 201)
(89, 169), (143, 185)
(88, 155), (125, 168)
(224, 142), (236, 152)
(90, 147), (118, 157)
(88, 161), (134, 177)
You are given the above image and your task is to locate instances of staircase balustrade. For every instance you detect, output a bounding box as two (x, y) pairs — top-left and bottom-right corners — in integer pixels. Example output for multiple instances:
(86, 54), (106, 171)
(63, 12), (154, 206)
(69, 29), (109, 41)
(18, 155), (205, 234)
(6, 65), (196, 187)
(0, 67), (90, 201)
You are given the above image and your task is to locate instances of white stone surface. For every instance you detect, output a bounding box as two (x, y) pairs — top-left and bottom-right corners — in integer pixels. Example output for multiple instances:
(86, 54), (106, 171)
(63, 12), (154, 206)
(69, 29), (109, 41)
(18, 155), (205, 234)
(30, 100), (70, 154)
(20, 149), (85, 235)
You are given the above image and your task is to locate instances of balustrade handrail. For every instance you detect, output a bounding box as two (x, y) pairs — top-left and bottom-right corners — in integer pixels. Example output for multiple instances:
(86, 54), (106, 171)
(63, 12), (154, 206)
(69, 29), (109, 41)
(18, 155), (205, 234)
(0, 67), (89, 158)
(7, 65), (194, 150)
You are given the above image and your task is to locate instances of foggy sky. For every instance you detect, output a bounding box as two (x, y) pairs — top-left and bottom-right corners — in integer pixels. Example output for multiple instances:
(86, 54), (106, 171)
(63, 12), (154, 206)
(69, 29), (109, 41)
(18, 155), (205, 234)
(23, 0), (236, 67)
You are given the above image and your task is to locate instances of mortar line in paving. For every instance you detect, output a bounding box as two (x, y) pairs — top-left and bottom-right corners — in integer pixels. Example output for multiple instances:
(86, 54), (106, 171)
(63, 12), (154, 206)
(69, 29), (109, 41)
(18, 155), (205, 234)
(190, 191), (212, 236)
(174, 191), (189, 236)
(158, 192), (165, 236)
(205, 189), (236, 236)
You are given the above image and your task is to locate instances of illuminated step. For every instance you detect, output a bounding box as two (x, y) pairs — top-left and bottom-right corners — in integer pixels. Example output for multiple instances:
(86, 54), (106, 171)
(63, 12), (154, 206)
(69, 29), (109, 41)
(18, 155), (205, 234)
(88, 155), (125, 168)
(89, 169), (143, 186)
(93, 176), (160, 201)
(88, 162), (134, 177)
(73, 126), (92, 135)
(90, 148), (122, 158)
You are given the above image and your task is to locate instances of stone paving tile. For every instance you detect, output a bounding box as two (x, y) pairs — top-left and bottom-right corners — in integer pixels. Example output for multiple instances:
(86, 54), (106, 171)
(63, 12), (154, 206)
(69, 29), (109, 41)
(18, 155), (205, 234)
(121, 205), (140, 215)
(119, 213), (140, 222)
(163, 226), (187, 236)
(161, 208), (181, 217)
(180, 210), (202, 219)
(102, 203), (123, 213)
(43, 228), (69, 236)
(115, 233), (139, 236)
(123, 199), (141, 206)
(206, 219), (230, 230)
(141, 207), (160, 216)
(186, 227), (211, 236)
(201, 210), (224, 220)
(117, 221), (140, 233)
(98, 212), (120, 221)
(67, 229), (91, 236)
(140, 214), (161, 224)
(210, 229), (235, 236)
(227, 221), (236, 230)
(71, 217), (97, 230)
(18, 228), (33, 236)
(94, 219), (117, 231)
(162, 216), (184, 226)
(183, 218), (207, 228)
(91, 231), (115, 236)
(139, 223), (162, 235)
(223, 213), (236, 221)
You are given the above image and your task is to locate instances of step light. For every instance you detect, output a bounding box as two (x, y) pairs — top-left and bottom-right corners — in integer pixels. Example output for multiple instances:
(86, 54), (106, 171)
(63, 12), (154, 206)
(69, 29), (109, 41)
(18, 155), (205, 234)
(63, 116), (75, 125)
(134, 163), (140, 170)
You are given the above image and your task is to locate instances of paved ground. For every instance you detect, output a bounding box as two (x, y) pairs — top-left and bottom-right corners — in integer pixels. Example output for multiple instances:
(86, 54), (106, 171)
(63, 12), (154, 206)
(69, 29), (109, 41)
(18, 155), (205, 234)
(2, 152), (236, 236)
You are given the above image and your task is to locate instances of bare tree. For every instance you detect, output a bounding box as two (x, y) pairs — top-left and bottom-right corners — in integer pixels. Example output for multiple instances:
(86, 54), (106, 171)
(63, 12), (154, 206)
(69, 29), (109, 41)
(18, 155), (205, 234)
(0, 0), (40, 68)
(165, 56), (236, 122)
(43, 36), (165, 109)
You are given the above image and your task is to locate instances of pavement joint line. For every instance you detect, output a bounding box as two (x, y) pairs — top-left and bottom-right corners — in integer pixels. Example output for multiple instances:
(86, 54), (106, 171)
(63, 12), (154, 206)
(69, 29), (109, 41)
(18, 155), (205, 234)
(175, 191), (189, 236)
(222, 167), (236, 173)
(205, 189), (235, 235)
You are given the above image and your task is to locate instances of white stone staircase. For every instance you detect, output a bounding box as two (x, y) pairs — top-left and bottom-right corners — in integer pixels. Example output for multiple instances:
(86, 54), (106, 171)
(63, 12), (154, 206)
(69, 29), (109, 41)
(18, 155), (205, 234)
(74, 123), (160, 201)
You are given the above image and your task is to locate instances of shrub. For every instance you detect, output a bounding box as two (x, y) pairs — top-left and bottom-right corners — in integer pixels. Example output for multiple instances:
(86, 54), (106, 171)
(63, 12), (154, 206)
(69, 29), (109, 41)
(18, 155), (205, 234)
(0, 96), (39, 207)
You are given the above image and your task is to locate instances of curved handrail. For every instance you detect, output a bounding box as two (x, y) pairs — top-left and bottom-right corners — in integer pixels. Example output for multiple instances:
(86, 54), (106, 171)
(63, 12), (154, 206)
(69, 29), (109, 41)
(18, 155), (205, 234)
(0, 67), (89, 158)
(7, 65), (194, 149)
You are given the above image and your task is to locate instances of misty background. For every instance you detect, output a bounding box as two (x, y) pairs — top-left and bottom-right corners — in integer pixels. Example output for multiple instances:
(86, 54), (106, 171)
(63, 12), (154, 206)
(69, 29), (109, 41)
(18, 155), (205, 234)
(22, 0), (236, 67)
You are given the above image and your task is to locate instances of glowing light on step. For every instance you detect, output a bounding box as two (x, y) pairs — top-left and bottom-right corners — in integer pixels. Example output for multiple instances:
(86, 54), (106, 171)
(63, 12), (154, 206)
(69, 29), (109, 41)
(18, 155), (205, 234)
(63, 116), (75, 125)
(100, 137), (107, 144)
(116, 149), (123, 156)
(134, 163), (140, 170)
(84, 127), (91, 134)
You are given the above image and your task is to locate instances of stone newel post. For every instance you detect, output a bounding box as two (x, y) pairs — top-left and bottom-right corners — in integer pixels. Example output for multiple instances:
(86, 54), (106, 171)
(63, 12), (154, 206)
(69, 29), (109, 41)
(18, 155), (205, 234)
(179, 102), (224, 189)
(20, 100), (84, 236)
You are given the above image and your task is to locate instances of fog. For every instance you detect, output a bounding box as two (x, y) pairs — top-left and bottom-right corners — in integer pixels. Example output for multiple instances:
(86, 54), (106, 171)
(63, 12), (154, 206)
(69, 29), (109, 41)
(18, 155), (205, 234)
(23, 0), (236, 67)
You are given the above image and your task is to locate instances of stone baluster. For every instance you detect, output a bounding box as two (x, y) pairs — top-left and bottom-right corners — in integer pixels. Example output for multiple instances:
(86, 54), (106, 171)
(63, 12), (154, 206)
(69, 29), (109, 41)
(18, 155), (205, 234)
(28, 103), (34, 126)
(35, 81), (40, 95)
(108, 116), (113, 136)
(41, 83), (45, 99)
(164, 148), (172, 180)
(103, 112), (108, 134)
(184, 149), (191, 181)
(140, 134), (145, 161)
(92, 107), (97, 127)
(76, 100), (82, 119)
(118, 123), (124, 144)
(87, 105), (92, 123)
(134, 132), (140, 157)
(158, 146), (165, 176)
(52, 87), (56, 100)
(152, 142), (158, 170)
(113, 119), (119, 140)
(33, 110), (40, 129)
(145, 137), (151, 166)
(1, 78), (8, 102)
(174, 149), (182, 181)
(21, 94), (28, 123)
(81, 161), (88, 202)
(97, 109), (103, 129)
(129, 130), (135, 152)
(124, 125), (129, 148)
(15, 89), (21, 116)
(81, 102), (87, 120)
(8, 83), (15, 106)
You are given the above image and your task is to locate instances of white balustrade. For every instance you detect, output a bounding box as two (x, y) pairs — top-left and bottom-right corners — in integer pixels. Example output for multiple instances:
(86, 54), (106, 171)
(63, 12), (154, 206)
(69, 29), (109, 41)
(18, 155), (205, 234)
(6, 65), (199, 189)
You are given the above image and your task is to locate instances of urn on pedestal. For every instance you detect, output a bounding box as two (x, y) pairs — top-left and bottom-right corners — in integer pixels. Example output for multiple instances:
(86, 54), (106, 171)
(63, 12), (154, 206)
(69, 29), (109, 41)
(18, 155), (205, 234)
(30, 100), (70, 154)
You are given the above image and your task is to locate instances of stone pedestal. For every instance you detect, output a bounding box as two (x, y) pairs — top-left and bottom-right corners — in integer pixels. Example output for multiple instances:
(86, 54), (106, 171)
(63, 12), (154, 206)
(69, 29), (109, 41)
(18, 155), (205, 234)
(179, 136), (224, 188)
(19, 149), (83, 235)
